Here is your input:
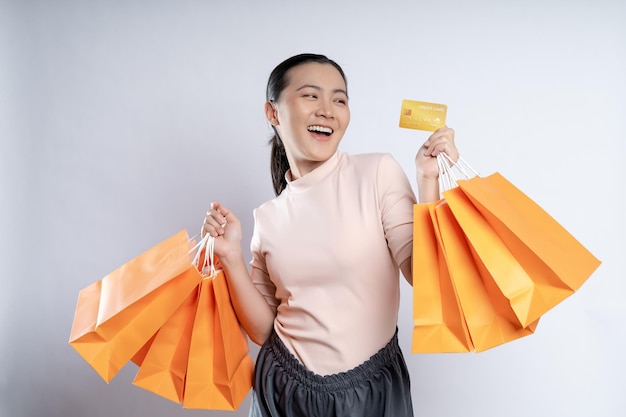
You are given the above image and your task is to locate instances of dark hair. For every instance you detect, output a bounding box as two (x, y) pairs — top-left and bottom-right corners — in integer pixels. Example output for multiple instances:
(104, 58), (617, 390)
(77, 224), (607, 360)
(266, 53), (348, 196)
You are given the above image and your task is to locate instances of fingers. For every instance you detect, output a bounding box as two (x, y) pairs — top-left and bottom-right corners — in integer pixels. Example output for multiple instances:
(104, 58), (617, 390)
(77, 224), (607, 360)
(422, 126), (457, 160)
(212, 201), (238, 224)
(202, 200), (228, 237)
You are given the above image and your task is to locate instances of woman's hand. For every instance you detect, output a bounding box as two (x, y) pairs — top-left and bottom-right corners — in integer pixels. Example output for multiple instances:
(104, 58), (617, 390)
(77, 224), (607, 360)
(202, 200), (242, 262)
(415, 126), (459, 203)
(202, 201), (276, 345)
(415, 126), (459, 180)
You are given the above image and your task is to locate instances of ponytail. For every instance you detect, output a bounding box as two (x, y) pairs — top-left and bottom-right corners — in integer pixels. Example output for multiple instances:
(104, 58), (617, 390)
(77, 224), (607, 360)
(269, 132), (289, 196)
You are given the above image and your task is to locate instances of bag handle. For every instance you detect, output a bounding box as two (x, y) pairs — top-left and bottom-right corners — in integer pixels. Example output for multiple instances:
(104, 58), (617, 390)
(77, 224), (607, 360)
(188, 233), (205, 257)
(189, 233), (220, 278)
(436, 152), (480, 192)
(205, 235), (218, 278)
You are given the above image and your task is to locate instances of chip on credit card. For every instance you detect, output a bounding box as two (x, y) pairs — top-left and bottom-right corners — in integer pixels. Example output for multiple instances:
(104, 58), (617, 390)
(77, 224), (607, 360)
(399, 99), (447, 132)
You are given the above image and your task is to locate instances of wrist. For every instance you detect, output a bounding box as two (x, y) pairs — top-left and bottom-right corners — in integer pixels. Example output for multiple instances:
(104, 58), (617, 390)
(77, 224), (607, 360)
(417, 173), (439, 184)
(218, 246), (244, 268)
(416, 175), (440, 204)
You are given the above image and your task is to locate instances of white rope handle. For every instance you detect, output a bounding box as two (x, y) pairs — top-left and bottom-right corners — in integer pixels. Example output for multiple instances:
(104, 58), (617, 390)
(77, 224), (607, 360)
(189, 232), (219, 278)
(440, 152), (479, 179)
(189, 233), (208, 262)
(206, 234), (217, 278)
(436, 152), (480, 193)
(437, 152), (453, 192)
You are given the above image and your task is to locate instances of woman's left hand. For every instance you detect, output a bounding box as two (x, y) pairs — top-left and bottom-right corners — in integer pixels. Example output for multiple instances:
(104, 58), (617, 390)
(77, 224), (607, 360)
(415, 126), (459, 180)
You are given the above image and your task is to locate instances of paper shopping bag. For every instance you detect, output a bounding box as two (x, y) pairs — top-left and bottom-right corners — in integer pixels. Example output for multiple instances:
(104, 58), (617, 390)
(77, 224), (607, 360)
(211, 269), (255, 405)
(69, 230), (203, 382)
(433, 200), (538, 351)
(131, 334), (157, 367)
(132, 287), (199, 403)
(456, 172), (601, 292)
(412, 202), (473, 353)
(443, 186), (578, 327)
(95, 230), (195, 334)
(183, 272), (254, 410)
(69, 268), (200, 382)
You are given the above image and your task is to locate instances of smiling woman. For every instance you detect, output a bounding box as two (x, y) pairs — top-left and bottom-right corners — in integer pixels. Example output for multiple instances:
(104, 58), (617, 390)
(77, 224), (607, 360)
(201, 53), (459, 417)
(264, 55), (351, 195)
(265, 60), (351, 181)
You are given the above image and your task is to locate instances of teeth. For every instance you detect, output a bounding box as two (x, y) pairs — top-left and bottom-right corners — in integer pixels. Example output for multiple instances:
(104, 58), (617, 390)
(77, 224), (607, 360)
(307, 125), (333, 135)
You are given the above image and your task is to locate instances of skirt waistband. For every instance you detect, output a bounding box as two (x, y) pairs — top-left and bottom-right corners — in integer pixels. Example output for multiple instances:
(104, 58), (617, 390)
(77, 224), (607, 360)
(265, 328), (401, 392)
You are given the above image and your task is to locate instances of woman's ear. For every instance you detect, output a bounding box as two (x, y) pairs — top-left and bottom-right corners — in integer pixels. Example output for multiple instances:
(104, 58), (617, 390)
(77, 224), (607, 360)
(265, 101), (279, 126)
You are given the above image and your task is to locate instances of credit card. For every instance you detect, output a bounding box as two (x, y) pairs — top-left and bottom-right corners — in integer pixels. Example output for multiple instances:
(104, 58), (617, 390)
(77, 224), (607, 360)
(399, 99), (447, 132)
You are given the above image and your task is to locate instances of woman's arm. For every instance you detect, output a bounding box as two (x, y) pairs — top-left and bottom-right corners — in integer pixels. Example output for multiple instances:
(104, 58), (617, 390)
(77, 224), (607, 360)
(415, 126), (459, 203)
(203, 201), (275, 346)
(403, 127), (460, 284)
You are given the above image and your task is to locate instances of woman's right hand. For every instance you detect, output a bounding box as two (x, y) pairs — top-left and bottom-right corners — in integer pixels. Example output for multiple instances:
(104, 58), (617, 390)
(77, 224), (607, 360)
(202, 200), (242, 262)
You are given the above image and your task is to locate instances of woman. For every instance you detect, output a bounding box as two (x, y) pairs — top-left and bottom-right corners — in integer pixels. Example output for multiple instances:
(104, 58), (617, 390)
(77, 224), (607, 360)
(203, 53), (459, 417)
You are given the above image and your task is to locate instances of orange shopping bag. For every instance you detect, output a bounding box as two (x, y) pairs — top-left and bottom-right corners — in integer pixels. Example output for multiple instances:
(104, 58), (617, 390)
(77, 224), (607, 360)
(211, 267), (256, 407)
(132, 288), (198, 403)
(412, 201), (473, 353)
(440, 153), (601, 327)
(433, 200), (538, 352)
(69, 230), (203, 382)
(130, 234), (254, 410)
(130, 333), (157, 367)
(183, 235), (254, 410)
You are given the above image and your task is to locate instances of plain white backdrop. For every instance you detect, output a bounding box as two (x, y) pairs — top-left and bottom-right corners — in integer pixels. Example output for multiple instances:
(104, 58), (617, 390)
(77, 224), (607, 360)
(1, 0), (625, 416)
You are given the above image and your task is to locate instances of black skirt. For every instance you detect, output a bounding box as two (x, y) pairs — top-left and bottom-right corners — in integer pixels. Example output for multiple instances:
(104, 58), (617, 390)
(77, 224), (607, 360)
(249, 328), (414, 417)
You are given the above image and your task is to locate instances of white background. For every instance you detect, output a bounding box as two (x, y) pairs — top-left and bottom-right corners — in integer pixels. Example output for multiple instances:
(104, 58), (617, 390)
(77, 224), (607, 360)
(1, 0), (625, 416)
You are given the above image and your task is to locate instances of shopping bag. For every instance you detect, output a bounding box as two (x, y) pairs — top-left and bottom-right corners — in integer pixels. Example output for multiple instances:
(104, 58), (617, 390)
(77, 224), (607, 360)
(433, 200), (538, 351)
(440, 154), (601, 327)
(183, 236), (254, 410)
(412, 201), (473, 353)
(130, 334), (157, 367)
(69, 230), (203, 382)
(443, 187), (570, 327)
(96, 230), (196, 334)
(211, 268), (255, 404)
(132, 288), (198, 403)
(457, 172), (601, 292)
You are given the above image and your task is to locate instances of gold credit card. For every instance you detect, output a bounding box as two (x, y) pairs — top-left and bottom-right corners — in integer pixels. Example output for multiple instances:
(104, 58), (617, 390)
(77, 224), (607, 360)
(399, 99), (447, 132)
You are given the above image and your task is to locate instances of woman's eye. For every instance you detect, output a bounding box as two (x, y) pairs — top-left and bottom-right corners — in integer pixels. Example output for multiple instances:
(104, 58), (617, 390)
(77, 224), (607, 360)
(304, 94), (317, 99)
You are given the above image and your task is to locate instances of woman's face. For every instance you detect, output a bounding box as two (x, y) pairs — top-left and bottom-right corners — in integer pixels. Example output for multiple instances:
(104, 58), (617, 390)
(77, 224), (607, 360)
(268, 62), (350, 179)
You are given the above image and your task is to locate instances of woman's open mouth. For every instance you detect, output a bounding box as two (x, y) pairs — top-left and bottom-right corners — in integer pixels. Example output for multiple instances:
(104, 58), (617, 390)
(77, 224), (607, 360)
(307, 125), (333, 137)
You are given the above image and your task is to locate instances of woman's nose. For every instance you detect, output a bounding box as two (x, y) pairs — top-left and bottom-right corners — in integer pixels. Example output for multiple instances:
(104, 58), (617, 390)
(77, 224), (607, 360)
(316, 101), (334, 118)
